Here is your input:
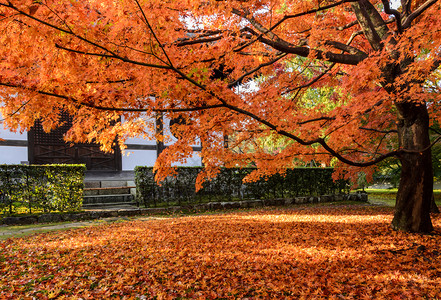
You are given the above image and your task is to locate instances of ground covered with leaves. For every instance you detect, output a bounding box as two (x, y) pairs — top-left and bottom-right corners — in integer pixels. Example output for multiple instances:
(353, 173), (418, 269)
(1, 204), (440, 299)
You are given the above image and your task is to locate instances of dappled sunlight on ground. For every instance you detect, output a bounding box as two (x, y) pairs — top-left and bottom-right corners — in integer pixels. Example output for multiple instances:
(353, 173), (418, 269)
(1, 205), (440, 299)
(238, 213), (392, 224)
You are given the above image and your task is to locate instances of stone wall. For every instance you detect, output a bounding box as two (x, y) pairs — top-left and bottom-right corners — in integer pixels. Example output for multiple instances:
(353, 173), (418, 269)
(1, 192), (368, 225)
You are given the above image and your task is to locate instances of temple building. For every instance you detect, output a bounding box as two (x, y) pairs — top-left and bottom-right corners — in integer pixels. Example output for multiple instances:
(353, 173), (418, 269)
(0, 112), (202, 172)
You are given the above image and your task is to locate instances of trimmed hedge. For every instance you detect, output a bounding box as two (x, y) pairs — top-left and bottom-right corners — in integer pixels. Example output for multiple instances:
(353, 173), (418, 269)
(0, 164), (86, 214)
(135, 167), (349, 207)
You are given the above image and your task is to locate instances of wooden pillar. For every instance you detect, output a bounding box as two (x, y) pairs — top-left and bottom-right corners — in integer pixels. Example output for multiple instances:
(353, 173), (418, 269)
(155, 112), (165, 158)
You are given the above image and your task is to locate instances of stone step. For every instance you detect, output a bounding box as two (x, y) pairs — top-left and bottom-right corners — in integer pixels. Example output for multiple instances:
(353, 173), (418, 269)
(83, 194), (135, 205)
(83, 186), (136, 196)
(84, 180), (135, 189)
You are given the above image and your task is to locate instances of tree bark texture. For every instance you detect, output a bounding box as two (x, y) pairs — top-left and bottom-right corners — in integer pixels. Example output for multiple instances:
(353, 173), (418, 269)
(392, 103), (434, 232)
(431, 196), (440, 213)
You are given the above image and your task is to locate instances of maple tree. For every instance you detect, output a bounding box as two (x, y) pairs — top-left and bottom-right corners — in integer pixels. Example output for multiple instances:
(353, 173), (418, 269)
(1, 206), (441, 298)
(1, 0), (441, 232)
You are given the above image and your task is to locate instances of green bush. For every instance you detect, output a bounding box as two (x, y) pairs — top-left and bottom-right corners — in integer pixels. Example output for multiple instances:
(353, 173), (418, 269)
(135, 167), (349, 207)
(0, 164), (85, 215)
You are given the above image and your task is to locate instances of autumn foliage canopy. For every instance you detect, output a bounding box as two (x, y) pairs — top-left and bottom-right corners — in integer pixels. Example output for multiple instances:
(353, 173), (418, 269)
(1, 1), (441, 231)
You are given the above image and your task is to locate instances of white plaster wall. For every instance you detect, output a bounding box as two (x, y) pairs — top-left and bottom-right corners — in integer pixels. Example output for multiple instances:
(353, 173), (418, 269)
(163, 116), (201, 147)
(0, 113), (29, 164)
(121, 114), (156, 145)
(122, 115), (202, 169)
(122, 150), (157, 170)
(162, 116), (202, 167)
(0, 129), (27, 140)
(0, 113), (27, 141)
(122, 150), (202, 169)
(121, 115), (200, 147)
(172, 152), (202, 167)
(0, 146), (28, 164)
(125, 136), (156, 145)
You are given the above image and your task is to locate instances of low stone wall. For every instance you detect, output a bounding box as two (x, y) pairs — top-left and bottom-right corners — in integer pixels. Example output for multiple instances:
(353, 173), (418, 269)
(1, 192), (368, 226)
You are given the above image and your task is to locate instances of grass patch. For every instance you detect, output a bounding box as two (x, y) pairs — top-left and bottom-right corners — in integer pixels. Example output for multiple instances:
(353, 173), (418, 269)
(0, 218), (134, 240)
(0, 221), (74, 232)
(1, 209), (85, 218)
(365, 188), (441, 207)
(0, 226), (86, 241)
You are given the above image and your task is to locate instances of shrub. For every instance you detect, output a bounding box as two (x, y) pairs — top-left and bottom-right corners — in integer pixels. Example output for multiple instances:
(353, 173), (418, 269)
(0, 164), (85, 214)
(135, 167), (349, 207)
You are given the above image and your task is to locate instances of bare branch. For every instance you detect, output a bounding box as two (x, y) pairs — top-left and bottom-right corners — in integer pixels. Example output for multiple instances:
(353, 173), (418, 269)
(430, 127), (441, 136)
(400, 0), (412, 17)
(372, 132), (390, 156)
(85, 78), (133, 84)
(154, 105), (225, 113)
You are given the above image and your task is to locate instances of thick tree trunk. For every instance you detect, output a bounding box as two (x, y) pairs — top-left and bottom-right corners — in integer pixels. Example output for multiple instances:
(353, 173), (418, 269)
(431, 195), (440, 213)
(392, 103), (434, 232)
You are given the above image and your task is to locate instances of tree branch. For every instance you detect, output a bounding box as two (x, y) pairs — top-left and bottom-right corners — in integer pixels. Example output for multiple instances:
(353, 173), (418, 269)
(1, 2), (173, 70)
(359, 127), (397, 134)
(133, 0), (174, 67)
(401, 136), (441, 153)
(176, 35), (222, 46)
(336, 20), (359, 31)
(0, 98), (31, 122)
(402, 0), (438, 29)
(218, 99), (402, 167)
(228, 53), (288, 88)
(0, 2), (126, 60)
(430, 127), (441, 136)
(381, 0), (403, 33)
(282, 62), (336, 96)
(85, 78), (133, 84)
(298, 117), (336, 125)
(324, 40), (367, 57)
(254, 32), (366, 65)
(351, 0), (392, 51)
(0, 82), (224, 113)
(232, 0), (357, 52)
(401, 0), (412, 18)
(54, 44), (171, 70)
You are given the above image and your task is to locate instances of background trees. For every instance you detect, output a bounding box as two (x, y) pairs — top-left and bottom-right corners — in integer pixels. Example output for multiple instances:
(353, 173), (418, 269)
(1, 0), (440, 232)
